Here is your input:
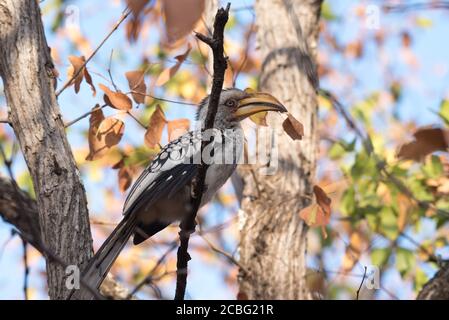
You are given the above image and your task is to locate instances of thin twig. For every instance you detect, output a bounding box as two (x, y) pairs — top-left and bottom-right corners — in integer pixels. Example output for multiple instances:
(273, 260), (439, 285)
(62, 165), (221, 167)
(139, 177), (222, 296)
(65, 104), (107, 128)
(22, 239), (29, 300)
(356, 266), (367, 300)
(0, 117), (10, 124)
(383, 1), (449, 12)
(107, 49), (119, 91)
(55, 7), (131, 97)
(128, 243), (177, 298)
(126, 111), (147, 129)
(128, 91), (197, 106)
(174, 3), (231, 301)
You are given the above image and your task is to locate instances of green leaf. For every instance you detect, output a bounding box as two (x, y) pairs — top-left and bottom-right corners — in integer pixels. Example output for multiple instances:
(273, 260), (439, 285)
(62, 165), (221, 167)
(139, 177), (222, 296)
(371, 248), (391, 267)
(415, 17), (433, 28)
(414, 268), (429, 292)
(321, 1), (338, 21)
(380, 207), (399, 240)
(421, 155), (444, 178)
(396, 248), (416, 276)
(438, 99), (449, 126)
(340, 186), (355, 215)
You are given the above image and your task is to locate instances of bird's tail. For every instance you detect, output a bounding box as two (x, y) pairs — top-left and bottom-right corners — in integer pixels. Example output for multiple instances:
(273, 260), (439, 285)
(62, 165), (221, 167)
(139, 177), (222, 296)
(70, 214), (138, 300)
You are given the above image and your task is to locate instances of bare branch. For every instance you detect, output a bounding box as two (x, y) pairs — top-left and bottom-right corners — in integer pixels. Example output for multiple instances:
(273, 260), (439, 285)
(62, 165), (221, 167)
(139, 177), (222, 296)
(65, 104), (107, 128)
(174, 2), (231, 301)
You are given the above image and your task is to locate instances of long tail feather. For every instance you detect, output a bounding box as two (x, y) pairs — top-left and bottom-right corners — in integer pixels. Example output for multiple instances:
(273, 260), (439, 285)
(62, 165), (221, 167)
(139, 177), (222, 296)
(70, 214), (137, 300)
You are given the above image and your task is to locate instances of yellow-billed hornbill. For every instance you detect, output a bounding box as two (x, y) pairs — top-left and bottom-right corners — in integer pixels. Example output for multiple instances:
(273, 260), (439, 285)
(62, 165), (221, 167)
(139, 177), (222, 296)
(73, 88), (286, 299)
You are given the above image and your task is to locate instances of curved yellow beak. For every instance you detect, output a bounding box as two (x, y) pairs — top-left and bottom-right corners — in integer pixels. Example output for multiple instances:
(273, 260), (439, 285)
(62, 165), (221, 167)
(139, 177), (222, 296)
(233, 90), (287, 121)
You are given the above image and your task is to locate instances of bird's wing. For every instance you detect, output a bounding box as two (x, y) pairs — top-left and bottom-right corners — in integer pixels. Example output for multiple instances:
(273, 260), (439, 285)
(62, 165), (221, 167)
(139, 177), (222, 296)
(123, 131), (202, 215)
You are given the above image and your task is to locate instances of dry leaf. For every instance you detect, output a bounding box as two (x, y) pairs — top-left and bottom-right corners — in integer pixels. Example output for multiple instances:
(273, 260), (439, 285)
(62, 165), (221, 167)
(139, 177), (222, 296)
(126, 0), (150, 17)
(163, 0), (205, 42)
(299, 185), (332, 238)
(167, 118), (190, 141)
(342, 231), (367, 272)
(155, 44), (191, 86)
(118, 166), (133, 192)
(282, 113), (304, 140)
(86, 108), (125, 161)
(83, 66), (96, 96)
(397, 127), (449, 161)
(68, 55), (85, 93)
(145, 105), (167, 148)
(125, 70), (147, 104)
(99, 84), (133, 111)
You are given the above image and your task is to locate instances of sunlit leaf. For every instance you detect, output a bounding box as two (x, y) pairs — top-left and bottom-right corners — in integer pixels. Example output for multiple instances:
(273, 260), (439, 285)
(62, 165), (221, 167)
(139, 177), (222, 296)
(167, 118), (190, 141)
(156, 44), (192, 86)
(125, 70), (147, 104)
(145, 105), (167, 149)
(397, 127), (449, 161)
(99, 83), (133, 111)
(163, 0), (205, 42)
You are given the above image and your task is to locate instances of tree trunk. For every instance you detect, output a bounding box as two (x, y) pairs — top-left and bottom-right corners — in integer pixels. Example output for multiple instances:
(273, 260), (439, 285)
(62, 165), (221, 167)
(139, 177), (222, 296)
(238, 0), (322, 299)
(417, 265), (449, 300)
(0, 0), (93, 299)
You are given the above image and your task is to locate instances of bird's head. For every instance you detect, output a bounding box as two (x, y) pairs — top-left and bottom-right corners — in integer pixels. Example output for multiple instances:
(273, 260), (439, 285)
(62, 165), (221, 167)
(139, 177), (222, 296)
(196, 88), (287, 129)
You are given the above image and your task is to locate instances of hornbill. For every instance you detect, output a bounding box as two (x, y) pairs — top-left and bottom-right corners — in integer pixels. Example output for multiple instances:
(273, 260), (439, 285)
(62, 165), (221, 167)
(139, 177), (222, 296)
(72, 88), (287, 299)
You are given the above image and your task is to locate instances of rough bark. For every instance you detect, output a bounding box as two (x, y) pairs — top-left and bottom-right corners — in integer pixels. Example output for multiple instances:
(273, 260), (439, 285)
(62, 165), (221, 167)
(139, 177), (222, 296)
(417, 264), (449, 300)
(238, 0), (322, 299)
(0, 176), (131, 299)
(0, 0), (93, 299)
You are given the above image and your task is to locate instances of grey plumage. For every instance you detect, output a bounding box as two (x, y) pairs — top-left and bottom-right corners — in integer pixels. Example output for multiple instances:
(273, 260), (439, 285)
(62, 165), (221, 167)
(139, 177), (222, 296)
(71, 88), (286, 300)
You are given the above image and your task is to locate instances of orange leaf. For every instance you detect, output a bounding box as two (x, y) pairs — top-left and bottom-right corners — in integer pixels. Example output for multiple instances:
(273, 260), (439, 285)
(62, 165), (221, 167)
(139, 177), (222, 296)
(83, 66), (96, 96)
(167, 119), (190, 141)
(299, 185), (332, 238)
(86, 109), (125, 161)
(67, 55), (86, 93)
(126, 0), (150, 17)
(342, 231), (367, 273)
(397, 127), (449, 161)
(145, 105), (167, 149)
(282, 113), (304, 140)
(118, 166), (133, 192)
(99, 84), (133, 111)
(163, 0), (205, 42)
(125, 70), (147, 104)
(155, 44), (191, 86)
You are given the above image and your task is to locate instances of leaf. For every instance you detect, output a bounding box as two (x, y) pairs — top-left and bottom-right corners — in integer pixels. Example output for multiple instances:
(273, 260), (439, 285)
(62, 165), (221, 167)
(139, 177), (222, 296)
(396, 248), (415, 276)
(125, 70), (147, 104)
(155, 44), (191, 86)
(438, 99), (449, 125)
(401, 31), (412, 48)
(397, 127), (449, 161)
(342, 231), (367, 272)
(83, 65), (96, 97)
(163, 0), (205, 42)
(282, 113), (304, 140)
(126, 0), (150, 17)
(145, 105), (167, 149)
(86, 109), (125, 161)
(112, 158), (133, 192)
(99, 84), (133, 111)
(67, 55), (86, 94)
(299, 185), (332, 238)
(371, 248), (391, 267)
(167, 118), (190, 141)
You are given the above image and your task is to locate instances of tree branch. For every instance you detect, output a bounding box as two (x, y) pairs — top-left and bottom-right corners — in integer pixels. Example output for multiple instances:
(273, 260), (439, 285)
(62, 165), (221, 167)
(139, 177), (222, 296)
(0, 176), (131, 300)
(174, 2), (230, 301)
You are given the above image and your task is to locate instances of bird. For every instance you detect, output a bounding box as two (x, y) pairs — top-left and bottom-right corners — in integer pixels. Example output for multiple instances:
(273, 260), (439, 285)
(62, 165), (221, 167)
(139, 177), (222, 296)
(71, 88), (287, 299)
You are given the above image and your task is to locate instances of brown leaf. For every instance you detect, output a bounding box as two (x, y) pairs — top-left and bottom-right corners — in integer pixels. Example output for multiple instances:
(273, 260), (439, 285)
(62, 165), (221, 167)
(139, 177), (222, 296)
(401, 31), (412, 48)
(342, 231), (367, 273)
(118, 166), (133, 192)
(68, 55), (86, 93)
(282, 113), (304, 140)
(86, 109), (125, 161)
(83, 66), (96, 96)
(299, 185), (332, 238)
(397, 127), (449, 161)
(126, 0), (150, 17)
(99, 84), (133, 111)
(145, 105), (167, 149)
(156, 44), (192, 86)
(167, 118), (190, 141)
(125, 70), (147, 104)
(163, 0), (205, 42)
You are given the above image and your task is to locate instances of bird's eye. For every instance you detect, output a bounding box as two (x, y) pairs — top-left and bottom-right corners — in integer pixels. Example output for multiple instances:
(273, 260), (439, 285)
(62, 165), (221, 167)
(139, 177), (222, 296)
(225, 99), (237, 107)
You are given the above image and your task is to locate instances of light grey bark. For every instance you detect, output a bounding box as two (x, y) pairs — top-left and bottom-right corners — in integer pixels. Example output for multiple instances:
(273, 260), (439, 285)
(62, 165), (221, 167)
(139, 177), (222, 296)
(238, 0), (322, 299)
(417, 264), (449, 300)
(0, 0), (93, 299)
